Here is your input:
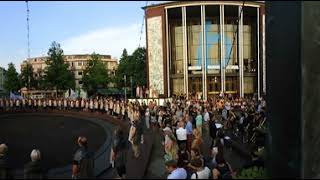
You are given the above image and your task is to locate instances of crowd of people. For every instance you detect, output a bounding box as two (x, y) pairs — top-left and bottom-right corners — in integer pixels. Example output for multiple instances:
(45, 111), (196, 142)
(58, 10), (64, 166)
(0, 92), (267, 179)
(110, 92), (267, 179)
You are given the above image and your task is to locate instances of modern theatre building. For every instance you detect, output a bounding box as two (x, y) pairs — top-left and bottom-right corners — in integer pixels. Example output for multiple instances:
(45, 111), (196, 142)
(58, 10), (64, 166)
(144, 1), (265, 100)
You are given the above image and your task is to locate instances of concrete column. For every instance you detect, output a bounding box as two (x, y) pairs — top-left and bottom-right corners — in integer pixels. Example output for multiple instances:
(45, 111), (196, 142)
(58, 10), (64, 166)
(257, 7), (260, 99)
(266, 1), (303, 178)
(239, 5), (244, 98)
(301, 2), (320, 178)
(220, 5), (225, 93)
(165, 8), (170, 98)
(182, 6), (188, 97)
(201, 5), (207, 100)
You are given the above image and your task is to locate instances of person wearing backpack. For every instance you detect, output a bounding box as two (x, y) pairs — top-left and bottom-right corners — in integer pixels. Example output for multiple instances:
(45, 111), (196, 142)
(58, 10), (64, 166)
(190, 157), (211, 179)
(72, 136), (94, 179)
(212, 153), (233, 179)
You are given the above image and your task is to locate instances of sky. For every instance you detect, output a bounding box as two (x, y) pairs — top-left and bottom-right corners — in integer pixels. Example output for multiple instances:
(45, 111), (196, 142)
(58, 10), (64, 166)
(0, 1), (165, 72)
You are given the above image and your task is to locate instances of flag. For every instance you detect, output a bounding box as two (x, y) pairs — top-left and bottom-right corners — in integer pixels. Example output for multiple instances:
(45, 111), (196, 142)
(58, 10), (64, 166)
(10, 91), (23, 100)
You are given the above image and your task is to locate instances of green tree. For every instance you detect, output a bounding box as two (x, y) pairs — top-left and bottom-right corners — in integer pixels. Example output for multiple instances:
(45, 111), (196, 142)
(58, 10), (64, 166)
(4, 63), (20, 92)
(35, 69), (46, 90)
(115, 47), (146, 88)
(130, 47), (146, 86)
(20, 62), (37, 90)
(43, 41), (75, 97)
(82, 52), (109, 96)
(115, 49), (130, 87)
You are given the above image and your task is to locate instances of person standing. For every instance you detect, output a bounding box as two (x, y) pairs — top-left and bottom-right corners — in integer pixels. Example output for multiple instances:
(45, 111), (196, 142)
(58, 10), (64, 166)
(190, 157), (211, 179)
(99, 99), (104, 113)
(203, 108), (210, 135)
(72, 136), (94, 179)
(111, 127), (128, 179)
(109, 99), (114, 116)
(24, 149), (46, 179)
(104, 99), (109, 114)
(185, 114), (193, 153)
(195, 110), (203, 137)
(165, 160), (187, 179)
(81, 99), (85, 112)
(89, 99), (94, 113)
(43, 99), (47, 111)
(209, 115), (218, 149)
(212, 153), (233, 179)
(28, 98), (32, 110)
(53, 99), (57, 110)
(176, 121), (187, 149)
(0, 144), (13, 179)
(0, 99), (4, 112)
(145, 108), (150, 130)
(129, 116), (144, 159)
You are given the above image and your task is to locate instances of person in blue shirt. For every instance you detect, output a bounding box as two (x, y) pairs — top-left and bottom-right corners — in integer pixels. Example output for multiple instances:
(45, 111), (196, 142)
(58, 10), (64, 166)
(195, 110), (203, 136)
(165, 160), (187, 179)
(185, 113), (193, 152)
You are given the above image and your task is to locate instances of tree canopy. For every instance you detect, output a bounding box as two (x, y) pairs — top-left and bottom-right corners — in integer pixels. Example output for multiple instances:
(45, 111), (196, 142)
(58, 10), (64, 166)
(20, 62), (37, 90)
(43, 41), (75, 96)
(115, 47), (146, 88)
(4, 63), (20, 92)
(82, 52), (110, 96)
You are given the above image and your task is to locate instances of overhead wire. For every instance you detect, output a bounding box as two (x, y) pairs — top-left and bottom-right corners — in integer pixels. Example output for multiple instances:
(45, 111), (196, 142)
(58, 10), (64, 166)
(138, 1), (148, 48)
(225, 1), (245, 68)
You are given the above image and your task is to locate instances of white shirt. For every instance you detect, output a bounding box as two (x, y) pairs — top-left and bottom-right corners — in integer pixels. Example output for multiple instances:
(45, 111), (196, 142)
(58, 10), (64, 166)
(204, 112), (210, 122)
(176, 127), (187, 141)
(191, 167), (211, 179)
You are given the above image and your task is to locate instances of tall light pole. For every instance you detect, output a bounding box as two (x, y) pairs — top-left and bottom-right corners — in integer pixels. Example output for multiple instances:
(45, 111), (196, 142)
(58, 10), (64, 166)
(130, 76), (133, 97)
(26, 1), (30, 59)
(124, 75), (127, 102)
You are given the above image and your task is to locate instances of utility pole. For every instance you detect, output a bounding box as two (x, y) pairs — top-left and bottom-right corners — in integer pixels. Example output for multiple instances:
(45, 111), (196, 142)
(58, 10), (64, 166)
(26, 1), (30, 59)
(26, 1), (31, 98)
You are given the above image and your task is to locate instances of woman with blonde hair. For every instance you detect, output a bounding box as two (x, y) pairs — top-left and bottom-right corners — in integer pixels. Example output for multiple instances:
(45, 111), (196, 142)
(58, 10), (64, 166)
(191, 128), (203, 154)
(164, 132), (179, 162)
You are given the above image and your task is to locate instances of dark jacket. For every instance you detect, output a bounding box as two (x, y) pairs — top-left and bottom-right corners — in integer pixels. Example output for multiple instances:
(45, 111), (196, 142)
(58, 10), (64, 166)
(113, 135), (128, 168)
(209, 120), (217, 139)
(0, 156), (13, 179)
(24, 160), (46, 179)
(73, 147), (94, 179)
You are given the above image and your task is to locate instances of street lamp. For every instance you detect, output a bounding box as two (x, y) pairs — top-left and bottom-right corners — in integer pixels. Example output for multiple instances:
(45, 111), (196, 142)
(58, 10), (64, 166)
(124, 75), (127, 102)
(130, 76), (133, 97)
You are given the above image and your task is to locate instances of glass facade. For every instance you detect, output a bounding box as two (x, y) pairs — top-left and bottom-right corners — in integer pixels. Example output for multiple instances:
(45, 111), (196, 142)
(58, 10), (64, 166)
(168, 8), (184, 95)
(186, 6), (203, 97)
(166, 3), (261, 99)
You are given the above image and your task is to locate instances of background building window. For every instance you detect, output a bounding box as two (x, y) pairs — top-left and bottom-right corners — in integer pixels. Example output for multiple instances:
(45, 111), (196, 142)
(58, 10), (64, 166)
(205, 5), (220, 67)
(78, 71), (83, 76)
(169, 7), (183, 75)
(187, 6), (202, 67)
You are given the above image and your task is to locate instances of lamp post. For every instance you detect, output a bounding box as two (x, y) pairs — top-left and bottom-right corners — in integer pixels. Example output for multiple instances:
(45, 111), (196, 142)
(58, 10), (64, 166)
(130, 76), (133, 97)
(124, 75), (127, 102)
